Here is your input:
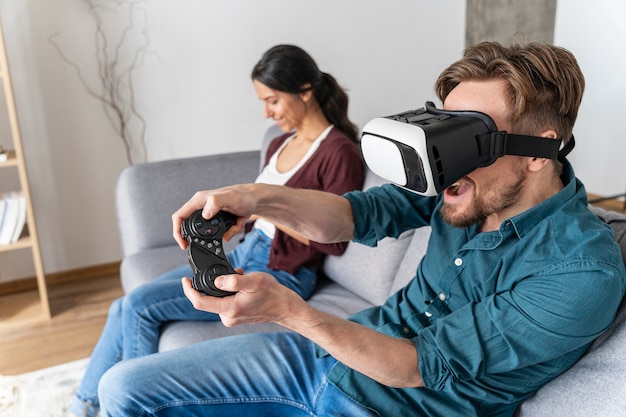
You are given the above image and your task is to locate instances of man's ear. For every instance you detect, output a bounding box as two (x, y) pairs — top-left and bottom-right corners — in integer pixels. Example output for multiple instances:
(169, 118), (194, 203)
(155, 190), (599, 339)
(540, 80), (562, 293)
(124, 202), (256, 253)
(528, 129), (558, 172)
(541, 129), (558, 140)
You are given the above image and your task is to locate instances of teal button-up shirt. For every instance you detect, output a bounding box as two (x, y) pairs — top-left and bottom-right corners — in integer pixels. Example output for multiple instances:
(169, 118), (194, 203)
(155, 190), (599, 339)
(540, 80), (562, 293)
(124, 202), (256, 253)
(326, 161), (625, 417)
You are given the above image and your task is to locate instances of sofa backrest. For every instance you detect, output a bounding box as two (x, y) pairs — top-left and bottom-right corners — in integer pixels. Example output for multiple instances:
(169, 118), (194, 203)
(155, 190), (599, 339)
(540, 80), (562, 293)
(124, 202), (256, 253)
(389, 226), (432, 294)
(116, 151), (260, 257)
(322, 170), (423, 305)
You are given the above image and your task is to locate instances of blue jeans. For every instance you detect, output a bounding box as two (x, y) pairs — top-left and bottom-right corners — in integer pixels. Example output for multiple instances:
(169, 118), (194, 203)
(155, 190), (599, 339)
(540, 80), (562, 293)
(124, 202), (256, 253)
(98, 332), (379, 416)
(69, 229), (318, 417)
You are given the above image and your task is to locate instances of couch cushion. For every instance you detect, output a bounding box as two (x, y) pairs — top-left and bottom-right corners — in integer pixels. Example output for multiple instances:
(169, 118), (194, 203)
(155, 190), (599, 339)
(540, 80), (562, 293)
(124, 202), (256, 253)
(159, 321), (288, 352)
(322, 231), (415, 306)
(307, 277), (375, 317)
(515, 298), (626, 417)
(120, 235), (243, 293)
(120, 246), (188, 293)
(389, 225), (432, 295)
(322, 169), (416, 306)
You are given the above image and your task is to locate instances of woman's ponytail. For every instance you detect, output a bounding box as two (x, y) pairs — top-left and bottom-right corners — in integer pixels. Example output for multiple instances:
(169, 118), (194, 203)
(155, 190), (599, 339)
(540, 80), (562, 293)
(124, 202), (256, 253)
(314, 73), (359, 144)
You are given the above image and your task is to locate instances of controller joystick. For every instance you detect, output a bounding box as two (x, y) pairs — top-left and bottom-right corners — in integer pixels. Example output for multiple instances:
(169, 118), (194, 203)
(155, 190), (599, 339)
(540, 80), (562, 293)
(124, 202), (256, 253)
(181, 209), (238, 297)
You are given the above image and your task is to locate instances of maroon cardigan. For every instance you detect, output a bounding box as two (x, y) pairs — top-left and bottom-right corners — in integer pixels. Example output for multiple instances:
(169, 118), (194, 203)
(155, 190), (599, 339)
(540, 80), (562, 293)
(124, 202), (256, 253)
(248, 127), (365, 274)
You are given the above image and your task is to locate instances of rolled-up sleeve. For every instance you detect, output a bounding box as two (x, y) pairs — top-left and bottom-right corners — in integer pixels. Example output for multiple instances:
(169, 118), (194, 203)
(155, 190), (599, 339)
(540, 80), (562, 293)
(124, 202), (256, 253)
(345, 184), (437, 245)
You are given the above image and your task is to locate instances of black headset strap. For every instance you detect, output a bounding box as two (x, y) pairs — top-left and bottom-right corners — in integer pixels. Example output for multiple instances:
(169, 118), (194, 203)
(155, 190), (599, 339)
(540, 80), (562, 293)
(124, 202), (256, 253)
(427, 101), (575, 163)
(557, 135), (575, 160)
(478, 132), (574, 162)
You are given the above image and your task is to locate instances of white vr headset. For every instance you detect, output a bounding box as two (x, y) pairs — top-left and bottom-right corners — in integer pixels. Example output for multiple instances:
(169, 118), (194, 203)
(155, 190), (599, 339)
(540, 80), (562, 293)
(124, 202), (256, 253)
(360, 101), (574, 196)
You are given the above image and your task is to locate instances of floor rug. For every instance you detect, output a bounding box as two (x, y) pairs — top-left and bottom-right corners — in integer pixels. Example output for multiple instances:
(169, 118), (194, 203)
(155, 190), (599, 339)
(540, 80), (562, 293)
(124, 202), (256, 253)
(0, 358), (89, 417)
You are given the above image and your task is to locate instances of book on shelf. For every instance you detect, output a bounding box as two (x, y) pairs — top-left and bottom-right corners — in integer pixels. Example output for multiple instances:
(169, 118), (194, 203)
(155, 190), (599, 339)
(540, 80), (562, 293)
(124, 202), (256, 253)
(0, 197), (5, 230)
(0, 190), (26, 245)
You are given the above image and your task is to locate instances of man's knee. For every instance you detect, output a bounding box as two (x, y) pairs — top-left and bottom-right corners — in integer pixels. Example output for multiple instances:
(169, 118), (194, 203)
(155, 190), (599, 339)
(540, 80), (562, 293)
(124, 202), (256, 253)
(98, 360), (142, 414)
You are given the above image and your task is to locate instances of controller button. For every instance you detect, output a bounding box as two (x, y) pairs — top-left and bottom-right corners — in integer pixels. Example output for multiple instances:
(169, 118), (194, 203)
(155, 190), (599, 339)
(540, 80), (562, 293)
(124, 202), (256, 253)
(215, 248), (222, 255)
(213, 240), (221, 246)
(211, 219), (220, 226)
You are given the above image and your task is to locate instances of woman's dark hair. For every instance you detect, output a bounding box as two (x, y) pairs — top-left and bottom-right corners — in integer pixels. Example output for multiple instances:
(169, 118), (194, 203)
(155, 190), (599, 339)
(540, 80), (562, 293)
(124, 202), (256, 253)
(251, 44), (358, 143)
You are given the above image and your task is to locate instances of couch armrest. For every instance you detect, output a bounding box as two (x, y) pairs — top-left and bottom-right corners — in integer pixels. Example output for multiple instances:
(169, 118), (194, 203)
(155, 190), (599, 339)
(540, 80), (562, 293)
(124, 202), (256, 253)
(115, 150), (260, 257)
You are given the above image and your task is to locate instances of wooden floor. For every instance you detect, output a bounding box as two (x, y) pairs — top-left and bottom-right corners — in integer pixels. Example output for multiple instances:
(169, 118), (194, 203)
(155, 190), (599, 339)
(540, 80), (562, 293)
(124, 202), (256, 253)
(587, 194), (625, 216)
(0, 272), (123, 375)
(0, 196), (623, 376)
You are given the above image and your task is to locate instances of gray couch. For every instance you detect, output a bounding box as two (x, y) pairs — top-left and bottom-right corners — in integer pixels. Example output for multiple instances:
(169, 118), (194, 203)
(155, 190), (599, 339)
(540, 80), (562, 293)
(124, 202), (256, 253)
(115, 128), (626, 416)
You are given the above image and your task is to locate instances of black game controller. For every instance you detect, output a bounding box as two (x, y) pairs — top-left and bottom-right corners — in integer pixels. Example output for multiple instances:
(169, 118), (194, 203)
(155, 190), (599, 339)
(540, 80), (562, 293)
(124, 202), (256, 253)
(181, 209), (238, 297)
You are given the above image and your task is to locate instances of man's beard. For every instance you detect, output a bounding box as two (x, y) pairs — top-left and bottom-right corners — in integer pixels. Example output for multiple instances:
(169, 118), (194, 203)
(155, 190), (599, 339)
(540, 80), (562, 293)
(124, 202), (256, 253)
(440, 172), (526, 228)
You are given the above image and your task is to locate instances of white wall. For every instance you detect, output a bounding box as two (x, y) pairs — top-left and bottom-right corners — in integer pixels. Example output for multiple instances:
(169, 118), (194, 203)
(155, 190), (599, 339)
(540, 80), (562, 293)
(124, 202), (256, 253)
(0, 0), (466, 281)
(554, 0), (626, 197)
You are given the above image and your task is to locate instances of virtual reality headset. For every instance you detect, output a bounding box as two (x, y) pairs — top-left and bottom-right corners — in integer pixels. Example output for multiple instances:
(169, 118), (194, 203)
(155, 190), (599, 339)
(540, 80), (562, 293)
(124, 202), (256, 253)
(360, 101), (574, 196)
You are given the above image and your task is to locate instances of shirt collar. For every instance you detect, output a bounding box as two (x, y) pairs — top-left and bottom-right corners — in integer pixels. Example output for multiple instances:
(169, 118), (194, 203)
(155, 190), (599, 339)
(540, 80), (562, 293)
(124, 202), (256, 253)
(504, 160), (580, 239)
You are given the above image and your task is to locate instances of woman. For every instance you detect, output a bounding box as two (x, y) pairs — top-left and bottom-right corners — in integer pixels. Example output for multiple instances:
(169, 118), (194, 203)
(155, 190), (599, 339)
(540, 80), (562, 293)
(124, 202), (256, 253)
(68, 44), (365, 417)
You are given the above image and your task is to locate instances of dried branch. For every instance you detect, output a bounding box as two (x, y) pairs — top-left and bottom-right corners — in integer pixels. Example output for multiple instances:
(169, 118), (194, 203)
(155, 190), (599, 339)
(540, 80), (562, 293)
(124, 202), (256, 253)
(48, 0), (154, 165)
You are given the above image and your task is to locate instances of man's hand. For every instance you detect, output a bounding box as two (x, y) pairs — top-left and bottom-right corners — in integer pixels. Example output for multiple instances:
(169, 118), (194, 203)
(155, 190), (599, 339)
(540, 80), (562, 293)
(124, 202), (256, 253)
(181, 271), (305, 327)
(181, 271), (423, 388)
(172, 184), (258, 249)
(173, 183), (355, 251)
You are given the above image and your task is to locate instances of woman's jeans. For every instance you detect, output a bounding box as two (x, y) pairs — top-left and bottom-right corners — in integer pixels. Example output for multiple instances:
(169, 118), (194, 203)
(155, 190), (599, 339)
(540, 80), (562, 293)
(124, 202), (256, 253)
(98, 332), (379, 417)
(69, 229), (317, 417)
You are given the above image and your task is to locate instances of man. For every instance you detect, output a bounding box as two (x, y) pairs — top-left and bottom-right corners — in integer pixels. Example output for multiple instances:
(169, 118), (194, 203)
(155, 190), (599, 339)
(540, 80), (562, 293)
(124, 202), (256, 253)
(99, 42), (626, 417)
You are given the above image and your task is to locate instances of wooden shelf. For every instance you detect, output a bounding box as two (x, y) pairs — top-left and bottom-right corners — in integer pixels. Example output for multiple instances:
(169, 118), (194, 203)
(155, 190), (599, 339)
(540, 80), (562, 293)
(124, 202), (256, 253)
(0, 150), (17, 167)
(0, 234), (33, 252)
(0, 22), (49, 321)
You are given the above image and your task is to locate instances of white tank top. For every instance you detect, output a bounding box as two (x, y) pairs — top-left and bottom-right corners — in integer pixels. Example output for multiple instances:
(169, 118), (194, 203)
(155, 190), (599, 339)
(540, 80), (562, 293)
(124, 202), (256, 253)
(253, 125), (333, 238)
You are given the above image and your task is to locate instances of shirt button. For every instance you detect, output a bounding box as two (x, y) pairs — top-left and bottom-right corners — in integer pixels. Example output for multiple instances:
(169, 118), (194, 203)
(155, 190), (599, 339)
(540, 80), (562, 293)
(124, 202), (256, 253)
(403, 327), (410, 334)
(438, 293), (446, 301)
(454, 258), (463, 266)
(425, 311), (433, 318)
